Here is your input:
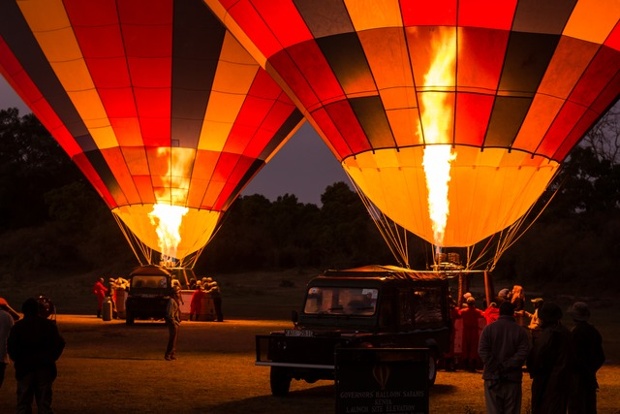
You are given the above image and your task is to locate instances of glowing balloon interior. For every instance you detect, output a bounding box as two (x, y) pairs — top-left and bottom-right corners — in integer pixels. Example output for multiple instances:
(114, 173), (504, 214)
(0, 0), (303, 262)
(207, 0), (620, 247)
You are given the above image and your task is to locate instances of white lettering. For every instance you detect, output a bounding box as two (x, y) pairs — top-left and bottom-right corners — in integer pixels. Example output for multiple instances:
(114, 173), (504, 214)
(345, 407), (369, 413)
(340, 391), (374, 398)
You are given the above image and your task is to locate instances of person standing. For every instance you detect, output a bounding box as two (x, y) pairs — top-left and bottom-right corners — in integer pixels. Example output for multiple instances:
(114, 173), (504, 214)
(458, 296), (486, 371)
(525, 298), (544, 346)
(207, 279), (223, 322)
(496, 288), (510, 304)
(0, 297), (21, 322)
(483, 301), (500, 325)
(478, 301), (531, 414)
(92, 277), (108, 318)
(567, 302), (605, 414)
(7, 297), (65, 414)
(0, 302), (14, 389)
(189, 282), (205, 321)
(527, 302), (573, 414)
(164, 288), (181, 361)
(510, 285), (527, 327)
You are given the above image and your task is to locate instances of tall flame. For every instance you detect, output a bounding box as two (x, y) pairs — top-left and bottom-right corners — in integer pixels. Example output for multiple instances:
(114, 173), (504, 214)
(148, 204), (189, 260)
(149, 147), (195, 259)
(421, 29), (457, 246)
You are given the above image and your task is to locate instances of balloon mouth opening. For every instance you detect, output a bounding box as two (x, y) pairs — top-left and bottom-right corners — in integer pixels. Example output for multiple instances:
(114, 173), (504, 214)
(112, 205), (222, 262)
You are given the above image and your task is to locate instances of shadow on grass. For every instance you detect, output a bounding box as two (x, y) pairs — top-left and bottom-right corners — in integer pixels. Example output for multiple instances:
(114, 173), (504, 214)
(429, 383), (458, 395)
(206, 385), (335, 414)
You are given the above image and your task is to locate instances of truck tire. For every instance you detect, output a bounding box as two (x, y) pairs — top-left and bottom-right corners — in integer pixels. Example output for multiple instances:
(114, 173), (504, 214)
(428, 355), (438, 386)
(270, 367), (291, 396)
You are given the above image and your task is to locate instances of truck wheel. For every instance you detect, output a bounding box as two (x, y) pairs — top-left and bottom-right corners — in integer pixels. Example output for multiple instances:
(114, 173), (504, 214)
(270, 367), (291, 396)
(428, 355), (437, 386)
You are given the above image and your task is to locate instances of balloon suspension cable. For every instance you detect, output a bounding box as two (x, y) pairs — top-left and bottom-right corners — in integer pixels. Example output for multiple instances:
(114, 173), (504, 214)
(112, 213), (154, 266)
(347, 174), (409, 268)
(484, 167), (565, 272)
(173, 209), (226, 269)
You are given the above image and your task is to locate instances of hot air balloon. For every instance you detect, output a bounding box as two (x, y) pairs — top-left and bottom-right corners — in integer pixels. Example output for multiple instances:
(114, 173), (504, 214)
(0, 0), (303, 266)
(206, 0), (620, 267)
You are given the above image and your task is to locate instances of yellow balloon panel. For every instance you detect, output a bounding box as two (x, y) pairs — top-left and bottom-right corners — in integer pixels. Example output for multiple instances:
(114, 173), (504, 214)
(344, 147), (559, 247)
(112, 205), (221, 260)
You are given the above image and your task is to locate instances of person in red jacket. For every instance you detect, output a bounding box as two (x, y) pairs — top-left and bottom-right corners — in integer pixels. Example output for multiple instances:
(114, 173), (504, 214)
(483, 301), (500, 325)
(92, 277), (108, 318)
(189, 282), (206, 321)
(459, 296), (486, 371)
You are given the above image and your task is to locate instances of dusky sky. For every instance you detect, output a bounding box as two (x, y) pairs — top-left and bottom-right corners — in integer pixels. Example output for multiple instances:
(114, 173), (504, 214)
(0, 77), (348, 206)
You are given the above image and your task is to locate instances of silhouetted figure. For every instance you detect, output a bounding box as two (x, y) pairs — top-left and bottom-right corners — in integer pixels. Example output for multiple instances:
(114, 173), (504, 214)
(206, 278), (223, 322)
(8, 298), (65, 414)
(567, 302), (605, 414)
(0, 301), (14, 389)
(527, 302), (573, 414)
(164, 289), (181, 361)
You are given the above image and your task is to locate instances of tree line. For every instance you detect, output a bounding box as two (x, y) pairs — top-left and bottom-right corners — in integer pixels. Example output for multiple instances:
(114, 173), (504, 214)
(0, 107), (619, 292)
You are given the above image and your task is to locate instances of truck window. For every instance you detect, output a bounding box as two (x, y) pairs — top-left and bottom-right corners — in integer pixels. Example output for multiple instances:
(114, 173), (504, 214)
(412, 287), (444, 327)
(303, 287), (378, 315)
(399, 290), (414, 327)
(131, 276), (168, 289)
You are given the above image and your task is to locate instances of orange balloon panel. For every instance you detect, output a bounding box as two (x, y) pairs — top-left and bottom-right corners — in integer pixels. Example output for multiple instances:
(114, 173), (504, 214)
(344, 147), (559, 246)
(208, 0), (620, 246)
(0, 0), (303, 259)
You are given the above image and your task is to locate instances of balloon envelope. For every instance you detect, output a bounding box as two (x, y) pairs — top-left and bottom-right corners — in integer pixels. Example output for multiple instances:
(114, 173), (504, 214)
(0, 0), (303, 260)
(207, 0), (620, 247)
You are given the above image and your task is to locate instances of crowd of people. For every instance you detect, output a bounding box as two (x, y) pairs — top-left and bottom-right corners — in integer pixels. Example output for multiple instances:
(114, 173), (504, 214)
(447, 286), (605, 414)
(91, 274), (223, 322)
(188, 277), (223, 322)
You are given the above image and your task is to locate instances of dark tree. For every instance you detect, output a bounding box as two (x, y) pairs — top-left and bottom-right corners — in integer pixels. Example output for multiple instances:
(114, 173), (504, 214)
(318, 182), (392, 268)
(0, 108), (81, 230)
(0, 108), (133, 276)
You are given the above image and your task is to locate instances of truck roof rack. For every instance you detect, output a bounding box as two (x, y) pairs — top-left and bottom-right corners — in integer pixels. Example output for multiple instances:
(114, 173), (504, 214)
(322, 265), (450, 281)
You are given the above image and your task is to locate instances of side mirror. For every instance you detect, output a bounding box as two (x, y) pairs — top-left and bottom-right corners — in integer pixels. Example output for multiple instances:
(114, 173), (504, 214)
(291, 310), (298, 324)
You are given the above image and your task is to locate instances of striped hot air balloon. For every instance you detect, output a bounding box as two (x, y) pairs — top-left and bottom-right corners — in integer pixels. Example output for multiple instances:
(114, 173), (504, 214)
(206, 0), (619, 250)
(0, 0), (303, 264)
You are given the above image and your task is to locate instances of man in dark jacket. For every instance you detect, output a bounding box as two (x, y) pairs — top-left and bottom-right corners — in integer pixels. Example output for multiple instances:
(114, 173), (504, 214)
(478, 301), (531, 414)
(8, 297), (65, 414)
(527, 302), (573, 414)
(567, 301), (605, 414)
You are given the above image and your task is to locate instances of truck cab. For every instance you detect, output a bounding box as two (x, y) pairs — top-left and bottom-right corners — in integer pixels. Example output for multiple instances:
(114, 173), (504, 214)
(124, 265), (174, 325)
(256, 265), (452, 396)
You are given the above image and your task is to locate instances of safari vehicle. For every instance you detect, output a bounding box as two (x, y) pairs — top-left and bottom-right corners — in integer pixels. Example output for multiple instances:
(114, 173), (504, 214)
(255, 265), (451, 396)
(125, 265), (174, 325)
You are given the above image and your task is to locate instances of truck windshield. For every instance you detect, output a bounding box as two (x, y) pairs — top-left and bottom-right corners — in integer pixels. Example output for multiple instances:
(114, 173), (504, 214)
(131, 276), (168, 289)
(303, 287), (378, 315)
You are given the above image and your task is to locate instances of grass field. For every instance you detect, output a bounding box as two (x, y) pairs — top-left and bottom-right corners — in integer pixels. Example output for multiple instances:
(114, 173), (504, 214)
(0, 268), (618, 413)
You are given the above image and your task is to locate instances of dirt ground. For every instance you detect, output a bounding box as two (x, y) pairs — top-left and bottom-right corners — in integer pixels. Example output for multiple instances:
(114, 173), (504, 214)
(0, 315), (618, 414)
